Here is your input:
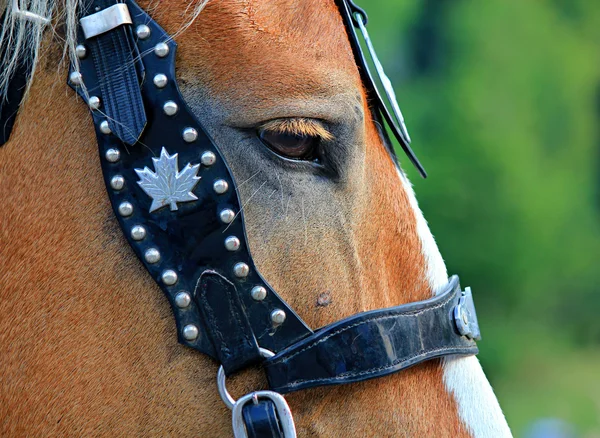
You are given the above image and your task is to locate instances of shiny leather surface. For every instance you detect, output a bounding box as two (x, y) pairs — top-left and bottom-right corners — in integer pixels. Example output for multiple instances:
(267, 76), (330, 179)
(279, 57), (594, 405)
(72, 0), (481, 397)
(242, 400), (284, 438)
(71, 0), (312, 372)
(265, 276), (478, 393)
(334, 0), (426, 177)
(85, 0), (147, 145)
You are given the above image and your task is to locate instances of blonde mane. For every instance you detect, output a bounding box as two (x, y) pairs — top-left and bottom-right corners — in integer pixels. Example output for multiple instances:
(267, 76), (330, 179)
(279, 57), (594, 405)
(0, 0), (207, 101)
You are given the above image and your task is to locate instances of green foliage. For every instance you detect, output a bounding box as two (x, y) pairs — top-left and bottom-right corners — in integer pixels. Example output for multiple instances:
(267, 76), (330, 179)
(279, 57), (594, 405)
(360, 0), (600, 435)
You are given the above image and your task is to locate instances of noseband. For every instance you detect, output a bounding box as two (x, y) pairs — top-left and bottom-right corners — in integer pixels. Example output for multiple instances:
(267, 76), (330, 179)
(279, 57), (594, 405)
(2, 1), (481, 436)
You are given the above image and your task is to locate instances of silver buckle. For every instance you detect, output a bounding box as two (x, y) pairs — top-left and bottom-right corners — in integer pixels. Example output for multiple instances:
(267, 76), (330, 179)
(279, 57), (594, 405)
(80, 4), (132, 40)
(454, 287), (482, 340)
(12, 0), (51, 25)
(217, 348), (297, 438)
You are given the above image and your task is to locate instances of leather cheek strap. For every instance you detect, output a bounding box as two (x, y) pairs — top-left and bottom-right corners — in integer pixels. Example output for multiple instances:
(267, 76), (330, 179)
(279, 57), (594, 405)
(242, 400), (284, 438)
(195, 271), (262, 375)
(264, 276), (478, 394)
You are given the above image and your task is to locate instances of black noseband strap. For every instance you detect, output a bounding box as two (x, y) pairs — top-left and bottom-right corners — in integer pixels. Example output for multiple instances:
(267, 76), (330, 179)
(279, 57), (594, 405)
(70, 0), (481, 419)
(265, 276), (478, 393)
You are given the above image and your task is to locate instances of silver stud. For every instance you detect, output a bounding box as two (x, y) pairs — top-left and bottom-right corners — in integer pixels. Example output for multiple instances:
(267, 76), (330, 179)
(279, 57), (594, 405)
(251, 286), (267, 301)
(271, 309), (286, 325)
(110, 175), (125, 190)
(99, 120), (111, 135)
(136, 24), (151, 40)
(88, 96), (101, 110)
(154, 42), (169, 57)
(225, 236), (240, 251)
(153, 73), (168, 88)
(69, 71), (83, 86)
(162, 269), (178, 286)
(219, 209), (235, 224)
(75, 45), (87, 59)
(118, 201), (133, 217)
(130, 225), (146, 241)
(105, 148), (120, 163)
(182, 127), (198, 143)
(163, 101), (178, 116)
(233, 262), (249, 278)
(182, 324), (199, 341)
(201, 151), (216, 166)
(144, 248), (161, 264)
(175, 292), (191, 308)
(213, 179), (229, 195)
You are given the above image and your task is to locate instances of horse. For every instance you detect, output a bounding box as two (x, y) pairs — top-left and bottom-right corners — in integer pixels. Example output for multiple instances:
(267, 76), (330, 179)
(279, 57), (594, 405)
(0, 0), (512, 436)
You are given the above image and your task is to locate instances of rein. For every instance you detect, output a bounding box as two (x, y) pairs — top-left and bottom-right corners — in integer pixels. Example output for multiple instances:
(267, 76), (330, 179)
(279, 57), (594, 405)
(1, 1), (481, 436)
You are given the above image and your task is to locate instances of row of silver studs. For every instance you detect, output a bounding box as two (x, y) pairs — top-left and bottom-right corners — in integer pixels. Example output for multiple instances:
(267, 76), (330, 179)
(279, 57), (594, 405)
(74, 31), (201, 342)
(101, 34), (283, 338)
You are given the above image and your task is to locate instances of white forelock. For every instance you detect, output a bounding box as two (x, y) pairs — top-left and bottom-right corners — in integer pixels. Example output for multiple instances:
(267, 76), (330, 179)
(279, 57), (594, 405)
(397, 169), (512, 438)
(0, 0), (208, 101)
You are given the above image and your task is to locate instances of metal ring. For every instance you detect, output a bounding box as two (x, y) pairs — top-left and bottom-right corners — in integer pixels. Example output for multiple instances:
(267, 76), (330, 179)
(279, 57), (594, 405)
(217, 348), (274, 410)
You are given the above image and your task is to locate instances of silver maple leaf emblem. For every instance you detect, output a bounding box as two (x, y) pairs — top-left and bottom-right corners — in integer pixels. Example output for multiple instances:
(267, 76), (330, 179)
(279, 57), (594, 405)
(135, 147), (201, 213)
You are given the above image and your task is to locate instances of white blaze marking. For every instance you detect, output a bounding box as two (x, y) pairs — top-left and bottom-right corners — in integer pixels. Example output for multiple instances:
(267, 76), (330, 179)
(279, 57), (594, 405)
(397, 170), (512, 437)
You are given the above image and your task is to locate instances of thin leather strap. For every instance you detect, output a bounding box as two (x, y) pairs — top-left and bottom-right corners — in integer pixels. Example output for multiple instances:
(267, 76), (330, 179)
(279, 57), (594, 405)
(265, 276), (478, 393)
(335, 0), (427, 177)
(84, 0), (146, 145)
(195, 271), (261, 375)
(242, 400), (284, 438)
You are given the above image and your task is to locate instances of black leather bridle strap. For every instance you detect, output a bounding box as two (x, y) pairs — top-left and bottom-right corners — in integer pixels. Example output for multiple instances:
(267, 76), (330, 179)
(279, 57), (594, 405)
(265, 276), (478, 393)
(242, 400), (285, 438)
(81, 0), (146, 145)
(196, 271), (262, 374)
(335, 0), (427, 178)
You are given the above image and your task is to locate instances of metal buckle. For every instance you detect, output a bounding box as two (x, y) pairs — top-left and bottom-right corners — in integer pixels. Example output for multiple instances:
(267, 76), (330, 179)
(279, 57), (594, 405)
(80, 4), (132, 39)
(232, 391), (296, 438)
(454, 287), (482, 340)
(11, 0), (51, 25)
(217, 348), (297, 438)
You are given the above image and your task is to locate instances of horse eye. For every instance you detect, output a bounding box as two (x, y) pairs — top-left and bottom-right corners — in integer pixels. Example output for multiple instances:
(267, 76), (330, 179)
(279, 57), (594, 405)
(258, 129), (319, 161)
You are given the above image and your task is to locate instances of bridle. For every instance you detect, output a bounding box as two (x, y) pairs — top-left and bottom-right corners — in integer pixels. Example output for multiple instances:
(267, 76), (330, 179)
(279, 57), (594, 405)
(1, 1), (481, 436)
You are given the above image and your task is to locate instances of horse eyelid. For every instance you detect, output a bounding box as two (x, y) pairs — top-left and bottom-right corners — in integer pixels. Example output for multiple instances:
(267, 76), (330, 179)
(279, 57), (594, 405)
(258, 118), (335, 142)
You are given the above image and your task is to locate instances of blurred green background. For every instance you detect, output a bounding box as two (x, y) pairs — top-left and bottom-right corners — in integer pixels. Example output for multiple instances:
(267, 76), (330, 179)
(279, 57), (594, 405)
(359, 0), (600, 436)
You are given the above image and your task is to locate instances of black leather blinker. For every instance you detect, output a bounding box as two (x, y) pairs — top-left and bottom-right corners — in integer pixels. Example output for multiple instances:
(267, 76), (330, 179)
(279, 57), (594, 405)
(71, 0), (312, 370)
